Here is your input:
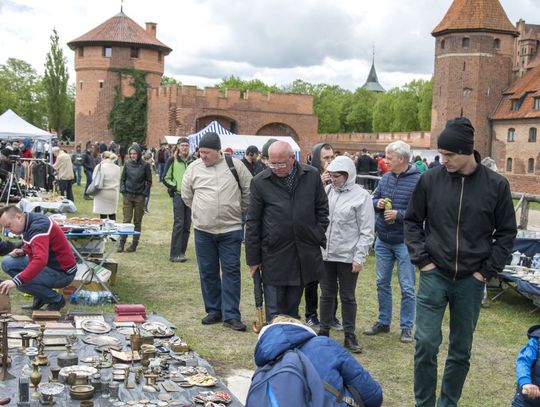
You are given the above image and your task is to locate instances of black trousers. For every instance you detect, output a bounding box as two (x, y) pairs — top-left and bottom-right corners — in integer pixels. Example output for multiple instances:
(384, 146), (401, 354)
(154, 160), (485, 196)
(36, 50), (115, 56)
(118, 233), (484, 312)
(58, 179), (74, 202)
(320, 261), (359, 335)
(170, 193), (192, 257)
(264, 284), (303, 323)
(304, 280), (339, 321)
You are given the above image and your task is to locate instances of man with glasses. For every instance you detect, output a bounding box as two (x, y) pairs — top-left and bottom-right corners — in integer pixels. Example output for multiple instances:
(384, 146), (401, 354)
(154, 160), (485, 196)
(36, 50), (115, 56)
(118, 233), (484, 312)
(246, 141), (329, 321)
(163, 137), (194, 263)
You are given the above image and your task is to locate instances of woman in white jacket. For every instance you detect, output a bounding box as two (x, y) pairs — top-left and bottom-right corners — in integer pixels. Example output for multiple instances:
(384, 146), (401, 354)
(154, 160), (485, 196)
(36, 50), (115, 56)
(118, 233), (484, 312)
(319, 155), (375, 353)
(92, 151), (121, 220)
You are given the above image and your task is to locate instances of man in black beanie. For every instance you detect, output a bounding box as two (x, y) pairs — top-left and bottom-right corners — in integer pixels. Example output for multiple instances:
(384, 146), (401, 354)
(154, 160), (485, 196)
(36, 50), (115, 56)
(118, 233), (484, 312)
(182, 132), (252, 331)
(404, 117), (517, 406)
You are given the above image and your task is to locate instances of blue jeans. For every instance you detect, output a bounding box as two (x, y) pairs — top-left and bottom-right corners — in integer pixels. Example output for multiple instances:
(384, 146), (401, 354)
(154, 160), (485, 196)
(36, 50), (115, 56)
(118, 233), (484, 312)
(157, 162), (166, 182)
(194, 229), (243, 321)
(73, 164), (82, 185)
(2, 256), (75, 304)
(84, 168), (93, 196)
(374, 238), (416, 330)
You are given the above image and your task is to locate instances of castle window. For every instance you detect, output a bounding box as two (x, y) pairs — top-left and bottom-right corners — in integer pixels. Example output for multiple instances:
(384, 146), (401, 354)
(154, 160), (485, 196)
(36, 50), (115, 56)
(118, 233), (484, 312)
(130, 48), (139, 58)
(507, 128), (515, 142)
(494, 38), (500, 49)
(79, 81), (83, 90)
(528, 158), (535, 173)
(462, 37), (470, 48)
(441, 39), (445, 49)
(506, 158), (513, 172)
(463, 62), (466, 71)
(529, 127), (537, 142)
(103, 47), (112, 57)
(99, 80), (104, 89)
(78, 47), (84, 57)
(158, 51), (163, 63)
(534, 98), (540, 110)
(511, 100), (521, 111)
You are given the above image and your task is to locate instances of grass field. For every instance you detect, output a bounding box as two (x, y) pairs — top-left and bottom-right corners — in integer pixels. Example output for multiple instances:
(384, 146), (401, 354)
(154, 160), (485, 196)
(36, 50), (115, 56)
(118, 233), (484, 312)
(8, 175), (540, 406)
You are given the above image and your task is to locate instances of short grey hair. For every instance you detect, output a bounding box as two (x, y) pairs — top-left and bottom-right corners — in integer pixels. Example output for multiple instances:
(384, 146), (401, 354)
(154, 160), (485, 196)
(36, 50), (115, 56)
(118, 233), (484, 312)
(385, 140), (411, 162)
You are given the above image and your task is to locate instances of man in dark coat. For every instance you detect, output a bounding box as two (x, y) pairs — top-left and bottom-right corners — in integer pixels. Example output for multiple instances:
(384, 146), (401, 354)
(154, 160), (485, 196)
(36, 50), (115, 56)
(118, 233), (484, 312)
(246, 141), (329, 322)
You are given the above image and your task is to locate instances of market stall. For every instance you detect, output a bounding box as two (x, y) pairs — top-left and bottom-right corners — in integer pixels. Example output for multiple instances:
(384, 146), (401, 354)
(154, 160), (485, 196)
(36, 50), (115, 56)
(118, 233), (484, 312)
(0, 312), (242, 406)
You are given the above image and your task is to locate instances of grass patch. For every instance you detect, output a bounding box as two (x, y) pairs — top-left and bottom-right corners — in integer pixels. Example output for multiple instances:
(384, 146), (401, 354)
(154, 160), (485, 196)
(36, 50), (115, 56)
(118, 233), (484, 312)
(7, 176), (536, 406)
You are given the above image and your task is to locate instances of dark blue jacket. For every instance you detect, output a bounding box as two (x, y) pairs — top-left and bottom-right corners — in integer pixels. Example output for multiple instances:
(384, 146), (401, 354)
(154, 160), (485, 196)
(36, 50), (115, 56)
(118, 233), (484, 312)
(372, 165), (420, 244)
(254, 323), (383, 407)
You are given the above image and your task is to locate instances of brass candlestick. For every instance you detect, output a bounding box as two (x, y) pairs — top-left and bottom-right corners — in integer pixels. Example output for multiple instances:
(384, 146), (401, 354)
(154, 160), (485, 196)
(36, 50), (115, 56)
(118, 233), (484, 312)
(0, 317), (14, 380)
(34, 324), (48, 366)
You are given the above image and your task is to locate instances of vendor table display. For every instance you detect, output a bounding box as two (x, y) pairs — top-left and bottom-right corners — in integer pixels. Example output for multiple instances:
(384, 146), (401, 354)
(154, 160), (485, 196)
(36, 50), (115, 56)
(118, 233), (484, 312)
(0, 312), (242, 406)
(495, 264), (540, 312)
(18, 197), (76, 214)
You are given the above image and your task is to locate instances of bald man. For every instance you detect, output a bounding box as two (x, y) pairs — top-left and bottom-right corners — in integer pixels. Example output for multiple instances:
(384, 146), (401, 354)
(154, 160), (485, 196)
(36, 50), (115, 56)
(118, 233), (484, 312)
(245, 141), (329, 321)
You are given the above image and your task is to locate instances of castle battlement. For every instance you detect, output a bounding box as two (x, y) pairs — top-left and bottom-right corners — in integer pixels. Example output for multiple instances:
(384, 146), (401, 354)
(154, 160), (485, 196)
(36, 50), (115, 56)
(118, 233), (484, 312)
(148, 85), (314, 115)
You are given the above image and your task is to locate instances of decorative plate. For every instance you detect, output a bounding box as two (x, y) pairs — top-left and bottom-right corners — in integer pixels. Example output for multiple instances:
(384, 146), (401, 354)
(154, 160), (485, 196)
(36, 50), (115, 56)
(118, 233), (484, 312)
(81, 319), (111, 334)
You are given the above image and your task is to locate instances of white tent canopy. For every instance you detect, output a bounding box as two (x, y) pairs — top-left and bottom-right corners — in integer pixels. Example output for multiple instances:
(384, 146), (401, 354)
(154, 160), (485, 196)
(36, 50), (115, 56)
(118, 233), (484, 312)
(164, 120), (301, 160)
(0, 109), (54, 141)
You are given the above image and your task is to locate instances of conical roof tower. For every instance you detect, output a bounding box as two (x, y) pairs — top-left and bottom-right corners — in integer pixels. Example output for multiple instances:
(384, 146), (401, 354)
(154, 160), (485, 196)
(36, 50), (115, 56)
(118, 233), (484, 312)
(362, 49), (385, 93)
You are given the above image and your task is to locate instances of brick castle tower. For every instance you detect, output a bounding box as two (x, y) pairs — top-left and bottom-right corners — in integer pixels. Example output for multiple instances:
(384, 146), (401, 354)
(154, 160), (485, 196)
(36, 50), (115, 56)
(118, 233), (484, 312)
(430, 0), (518, 157)
(67, 11), (171, 145)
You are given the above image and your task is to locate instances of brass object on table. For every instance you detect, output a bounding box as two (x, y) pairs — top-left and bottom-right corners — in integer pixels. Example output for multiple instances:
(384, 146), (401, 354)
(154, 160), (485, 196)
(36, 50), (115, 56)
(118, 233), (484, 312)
(34, 324), (49, 366)
(69, 384), (94, 400)
(30, 362), (42, 398)
(57, 343), (78, 367)
(49, 366), (61, 382)
(0, 316), (14, 380)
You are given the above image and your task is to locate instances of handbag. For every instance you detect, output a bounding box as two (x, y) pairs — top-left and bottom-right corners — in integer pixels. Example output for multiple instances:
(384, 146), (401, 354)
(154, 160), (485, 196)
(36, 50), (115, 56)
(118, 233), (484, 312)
(86, 163), (104, 196)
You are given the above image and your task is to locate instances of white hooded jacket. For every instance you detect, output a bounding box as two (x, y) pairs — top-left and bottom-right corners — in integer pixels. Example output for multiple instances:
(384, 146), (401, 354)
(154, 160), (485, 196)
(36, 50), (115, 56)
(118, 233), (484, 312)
(321, 156), (375, 264)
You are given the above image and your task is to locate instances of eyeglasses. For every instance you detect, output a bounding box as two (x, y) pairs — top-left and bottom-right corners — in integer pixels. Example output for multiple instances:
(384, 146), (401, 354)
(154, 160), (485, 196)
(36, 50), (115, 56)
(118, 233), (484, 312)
(329, 174), (344, 179)
(267, 162), (287, 169)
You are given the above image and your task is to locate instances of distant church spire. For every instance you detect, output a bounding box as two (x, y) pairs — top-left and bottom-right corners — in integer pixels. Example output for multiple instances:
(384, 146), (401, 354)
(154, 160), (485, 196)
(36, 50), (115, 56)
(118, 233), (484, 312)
(362, 45), (385, 93)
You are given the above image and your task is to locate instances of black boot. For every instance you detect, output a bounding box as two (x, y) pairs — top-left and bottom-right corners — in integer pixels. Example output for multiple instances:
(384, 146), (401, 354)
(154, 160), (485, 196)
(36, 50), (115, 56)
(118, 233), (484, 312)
(344, 333), (363, 354)
(126, 240), (138, 253)
(117, 239), (126, 253)
(318, 328), (330, 337)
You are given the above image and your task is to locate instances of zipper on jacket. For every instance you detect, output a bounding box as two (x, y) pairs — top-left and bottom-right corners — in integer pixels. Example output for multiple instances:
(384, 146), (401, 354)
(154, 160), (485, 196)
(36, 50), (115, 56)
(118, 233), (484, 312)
(454, 178), (465, 280)
(325, 192), (342, 258)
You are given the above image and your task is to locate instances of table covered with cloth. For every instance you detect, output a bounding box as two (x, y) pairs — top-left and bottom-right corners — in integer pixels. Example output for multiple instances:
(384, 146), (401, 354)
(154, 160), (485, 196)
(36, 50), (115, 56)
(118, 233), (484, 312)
(0, 313), (243, 406)
(18, 198), (76, 214)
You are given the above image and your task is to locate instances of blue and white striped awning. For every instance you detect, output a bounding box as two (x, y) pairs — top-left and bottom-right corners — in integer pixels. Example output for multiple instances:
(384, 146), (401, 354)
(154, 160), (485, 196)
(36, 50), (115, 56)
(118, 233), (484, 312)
(188, 121), (234, 154)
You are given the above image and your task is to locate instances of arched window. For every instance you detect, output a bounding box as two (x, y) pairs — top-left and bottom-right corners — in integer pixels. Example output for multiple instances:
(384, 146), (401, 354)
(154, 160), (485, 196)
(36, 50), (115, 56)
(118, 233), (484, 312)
(507, 128), (515, 142)
(462, 37), (470, 48)
(506, 158), (513, 172)
(529, 127), (537, 142)
(494, 38), (501, 49)
(528, 158), (535, 173)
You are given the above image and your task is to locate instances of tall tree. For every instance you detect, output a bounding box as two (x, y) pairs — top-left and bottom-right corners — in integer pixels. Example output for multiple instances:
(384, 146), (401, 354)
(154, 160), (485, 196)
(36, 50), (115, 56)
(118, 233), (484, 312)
(216, 75), (280, 94)
(161, 75), (182, 86)
(43, 29), (69, 138)
(0, 58), (46, 127)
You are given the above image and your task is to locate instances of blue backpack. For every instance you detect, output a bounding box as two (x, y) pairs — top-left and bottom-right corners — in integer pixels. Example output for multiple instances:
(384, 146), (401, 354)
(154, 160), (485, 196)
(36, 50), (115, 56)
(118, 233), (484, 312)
(246, 348), (332, 407)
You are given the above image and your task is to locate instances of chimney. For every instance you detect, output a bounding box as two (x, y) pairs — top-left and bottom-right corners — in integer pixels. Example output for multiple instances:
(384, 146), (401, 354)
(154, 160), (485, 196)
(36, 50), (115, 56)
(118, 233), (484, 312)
(145, 22), (157, 38)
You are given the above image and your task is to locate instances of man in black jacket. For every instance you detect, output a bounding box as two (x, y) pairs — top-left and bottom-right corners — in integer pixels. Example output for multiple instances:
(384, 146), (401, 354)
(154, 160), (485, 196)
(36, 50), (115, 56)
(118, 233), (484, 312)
(246, 141), (329, 321)
(404, 117), (517, 407)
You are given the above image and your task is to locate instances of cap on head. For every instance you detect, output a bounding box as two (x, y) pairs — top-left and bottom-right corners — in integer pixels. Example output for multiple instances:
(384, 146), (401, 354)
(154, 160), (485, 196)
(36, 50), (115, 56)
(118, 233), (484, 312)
(198, 132), (221, 150)
(261, 138), (278, 158)
(177, 137), (189, 145)
(437, 117), (475, 155)
(246, 145), (259, 155)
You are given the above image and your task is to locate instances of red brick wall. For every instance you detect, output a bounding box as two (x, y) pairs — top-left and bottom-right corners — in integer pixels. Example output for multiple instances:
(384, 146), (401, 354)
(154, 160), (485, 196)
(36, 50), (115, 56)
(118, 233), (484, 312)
(506, 174), (540, 194)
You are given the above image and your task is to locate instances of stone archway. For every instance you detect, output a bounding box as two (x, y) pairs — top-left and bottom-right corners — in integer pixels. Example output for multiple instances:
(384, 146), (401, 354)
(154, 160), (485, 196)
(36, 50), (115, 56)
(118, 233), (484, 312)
(195, 115), (238, 133)
(256, 122), (299, 142)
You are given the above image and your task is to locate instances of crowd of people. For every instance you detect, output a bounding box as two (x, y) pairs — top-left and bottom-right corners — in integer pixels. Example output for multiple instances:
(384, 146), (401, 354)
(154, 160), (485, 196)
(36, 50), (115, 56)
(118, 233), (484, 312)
(0, 117), (531, 406)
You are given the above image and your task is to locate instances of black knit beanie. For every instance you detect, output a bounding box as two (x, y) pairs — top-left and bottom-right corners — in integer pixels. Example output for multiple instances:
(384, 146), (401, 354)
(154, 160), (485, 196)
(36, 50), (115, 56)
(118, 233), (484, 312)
(437, 117), (474, 155)
(198, 132), (221, 150)
(261, 138), (278, 158)
(177, 137), (189, 145)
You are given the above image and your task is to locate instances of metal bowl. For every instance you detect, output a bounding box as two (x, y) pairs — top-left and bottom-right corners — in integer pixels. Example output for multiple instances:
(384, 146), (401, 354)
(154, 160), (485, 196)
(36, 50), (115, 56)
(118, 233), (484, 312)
(70, 384), (94, 400)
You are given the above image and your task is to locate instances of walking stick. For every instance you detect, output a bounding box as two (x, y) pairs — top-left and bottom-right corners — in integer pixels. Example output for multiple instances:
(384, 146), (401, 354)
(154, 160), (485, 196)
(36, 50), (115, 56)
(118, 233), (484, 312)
(251, 267), (265, 333)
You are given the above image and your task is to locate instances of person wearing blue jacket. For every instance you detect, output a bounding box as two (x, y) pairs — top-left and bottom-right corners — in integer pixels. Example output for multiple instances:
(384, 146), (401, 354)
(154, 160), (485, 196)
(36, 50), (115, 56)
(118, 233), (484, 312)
(253, 317), (383, 407)
(364, 140), (421, 343)
(513, 325), (540, 406)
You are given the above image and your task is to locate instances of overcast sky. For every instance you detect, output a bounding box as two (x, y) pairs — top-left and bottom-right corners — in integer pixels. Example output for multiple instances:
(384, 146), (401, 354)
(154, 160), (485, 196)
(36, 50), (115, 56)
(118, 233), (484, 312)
(0, 0), (538, 91)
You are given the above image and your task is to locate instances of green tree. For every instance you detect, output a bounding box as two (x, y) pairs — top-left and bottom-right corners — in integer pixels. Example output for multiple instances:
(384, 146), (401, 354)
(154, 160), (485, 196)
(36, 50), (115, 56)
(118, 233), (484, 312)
(372, 91), (395, 132)
(43, 29), (69, 138)
(160, 75), (182, 86)
(392, 89), (419, 131)
(216, 75), (280, 95)
(345, 88), (379, 132)
(109, 69), (149, 146)
(418, 78), (433, 130)
(0, 58), (46, 128)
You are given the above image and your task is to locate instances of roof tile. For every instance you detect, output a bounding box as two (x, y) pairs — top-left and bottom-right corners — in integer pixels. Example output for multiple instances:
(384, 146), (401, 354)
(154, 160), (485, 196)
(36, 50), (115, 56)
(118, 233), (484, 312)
(492, 65), (540, 120)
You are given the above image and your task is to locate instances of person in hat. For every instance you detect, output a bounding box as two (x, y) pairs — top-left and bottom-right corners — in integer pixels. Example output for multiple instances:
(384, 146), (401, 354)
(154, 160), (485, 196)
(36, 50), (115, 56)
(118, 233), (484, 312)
(163, 137), (195, 263)
(241, 145), (265, 176)
(182, 132), (252, 332)
(404, 117), (517, 406)
(260, 138), (278, 166)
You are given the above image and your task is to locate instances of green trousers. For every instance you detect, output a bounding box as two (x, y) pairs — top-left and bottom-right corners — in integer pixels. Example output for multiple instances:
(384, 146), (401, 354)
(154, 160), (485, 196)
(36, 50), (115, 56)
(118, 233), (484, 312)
(414, 268), (485, 407)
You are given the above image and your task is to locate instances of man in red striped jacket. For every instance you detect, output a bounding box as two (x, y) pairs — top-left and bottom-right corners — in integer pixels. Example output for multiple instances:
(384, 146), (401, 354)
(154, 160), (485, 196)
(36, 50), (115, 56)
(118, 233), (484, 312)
(0, 205), (76, 311)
